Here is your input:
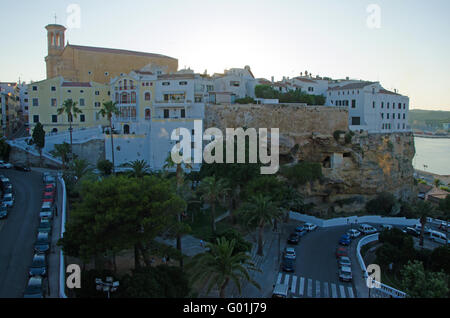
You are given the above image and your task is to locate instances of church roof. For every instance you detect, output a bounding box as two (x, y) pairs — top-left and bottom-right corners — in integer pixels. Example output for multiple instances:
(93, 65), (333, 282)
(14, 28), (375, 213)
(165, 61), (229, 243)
(67, 44), (177, 61)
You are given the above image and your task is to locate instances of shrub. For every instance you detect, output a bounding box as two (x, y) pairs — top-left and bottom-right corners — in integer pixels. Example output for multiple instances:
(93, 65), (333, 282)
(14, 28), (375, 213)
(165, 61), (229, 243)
(97, 159), (113, 176)
(333, 130), (345, 142)
(280, 162), (322, 187)
(235, 97), (256, 104)
(365, 192), (396, 215)
(344, 132), (353, 144)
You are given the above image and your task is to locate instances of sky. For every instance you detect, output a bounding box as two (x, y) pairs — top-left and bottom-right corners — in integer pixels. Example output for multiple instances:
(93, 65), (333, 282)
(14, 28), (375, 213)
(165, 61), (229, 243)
(0, 0), (449, 110)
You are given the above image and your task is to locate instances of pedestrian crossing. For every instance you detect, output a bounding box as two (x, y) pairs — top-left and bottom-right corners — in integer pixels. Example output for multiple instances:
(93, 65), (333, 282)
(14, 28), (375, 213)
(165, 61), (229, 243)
(276, 273), (356, 298)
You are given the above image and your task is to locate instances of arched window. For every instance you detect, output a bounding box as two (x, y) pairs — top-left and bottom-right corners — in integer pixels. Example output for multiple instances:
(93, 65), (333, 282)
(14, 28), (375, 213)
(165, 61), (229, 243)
(50, 33), (55, 46)
(119, 81), (122, 90)
(123, 124), (130, 134)
(145, 92), (151, 101)
(121, 92), (128, 104)
(131, 107), (136, 119)
(131, 91), (136, 103)
(130, 80), (134, 89)
(145, 109), (151, 120)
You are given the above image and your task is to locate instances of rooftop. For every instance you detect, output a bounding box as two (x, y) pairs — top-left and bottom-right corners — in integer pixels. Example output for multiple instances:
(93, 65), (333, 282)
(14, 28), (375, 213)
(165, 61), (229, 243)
(328, 81), (377, 91)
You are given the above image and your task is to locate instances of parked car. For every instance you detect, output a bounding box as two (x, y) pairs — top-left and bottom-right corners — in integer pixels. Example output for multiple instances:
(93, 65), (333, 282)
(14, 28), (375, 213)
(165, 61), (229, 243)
(413, 224), (432, 235)
(339, 234), (351, 246)
(14, 164), (31, 172)
(2, 193), (14, 208)
(284, 247), (296, 259)
(287, 233), (300, 245)
(402, 226), (420, 237)
(338, 256), (352, 267)
(304, 223), (318, 232)
(44, 183), (56, 192)
(281, 256), (295, 272)
(38, 219), (52, 235)
(39, 202), (54, 220)
(358, 224), (377, 235)
(346, 229), (361, 238)
(0, 204), (8, 219)
(336, 246), (348, 258)
(3, 184), (13, 195)
(0, 176), (10, 186)
(42, 191), (55, 204)
(34, 232), (50, 254)
(29, 254), (47, 277)
(0, 161), (13, 169)
(338, 266), (353, 282)
(381, 224), (393, 231)
(43, 175), (56, 185)
(438, 221), (449, 232)
(428, 230), (450, 245)
(23, 276), (44, 298)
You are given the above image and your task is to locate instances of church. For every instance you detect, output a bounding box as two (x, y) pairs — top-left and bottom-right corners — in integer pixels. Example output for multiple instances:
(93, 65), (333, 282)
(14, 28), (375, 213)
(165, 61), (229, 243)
(44, 24), (178, 84)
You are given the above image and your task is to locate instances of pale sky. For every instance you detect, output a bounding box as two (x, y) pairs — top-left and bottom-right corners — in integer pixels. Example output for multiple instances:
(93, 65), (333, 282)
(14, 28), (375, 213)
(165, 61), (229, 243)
(1, 0), (449, 110)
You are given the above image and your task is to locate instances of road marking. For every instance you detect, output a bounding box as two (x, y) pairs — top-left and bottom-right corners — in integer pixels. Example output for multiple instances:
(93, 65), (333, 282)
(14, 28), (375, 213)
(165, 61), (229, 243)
(315, 280), (321, 298)
(291, 276), (297, 295)
(276, 273), (282, 285)
(347, 287), (354, 298)
(299, 277), (305, 296)
(323, 282), (329, 298)
(307, 279), (312, 297)
(331, 283), (337, 298)
(284, 274), (290, 285)
(339, 285), (346, 298)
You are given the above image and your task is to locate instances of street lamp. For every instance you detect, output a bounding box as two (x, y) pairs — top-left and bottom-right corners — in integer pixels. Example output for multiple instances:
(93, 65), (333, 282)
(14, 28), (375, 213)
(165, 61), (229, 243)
(95, 277), (119, 298)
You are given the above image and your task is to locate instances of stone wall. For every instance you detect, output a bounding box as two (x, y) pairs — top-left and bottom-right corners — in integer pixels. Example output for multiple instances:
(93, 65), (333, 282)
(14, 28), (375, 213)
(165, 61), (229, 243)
(72, 139), (106, 167)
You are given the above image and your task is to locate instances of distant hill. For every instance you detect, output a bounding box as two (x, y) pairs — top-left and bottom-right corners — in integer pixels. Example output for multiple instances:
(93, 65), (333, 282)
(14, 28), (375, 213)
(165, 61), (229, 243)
(409, 109), (450, 131)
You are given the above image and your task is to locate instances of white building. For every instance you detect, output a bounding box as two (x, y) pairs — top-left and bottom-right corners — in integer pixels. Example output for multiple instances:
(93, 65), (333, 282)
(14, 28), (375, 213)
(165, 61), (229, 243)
(326, 81), (410, 133)
(213, 66), (256, 99)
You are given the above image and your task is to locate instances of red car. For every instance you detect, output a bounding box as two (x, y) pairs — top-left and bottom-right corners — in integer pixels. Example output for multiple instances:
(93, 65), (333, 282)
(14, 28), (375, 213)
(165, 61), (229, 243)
(45, 184), (56, 192)
(336, 246), (348, 258)
(42, 191), (55, 204)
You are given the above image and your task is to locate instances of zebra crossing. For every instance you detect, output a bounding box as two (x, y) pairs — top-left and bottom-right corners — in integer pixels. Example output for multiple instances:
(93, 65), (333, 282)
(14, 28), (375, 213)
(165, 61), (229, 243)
(276, 272), (356, 298)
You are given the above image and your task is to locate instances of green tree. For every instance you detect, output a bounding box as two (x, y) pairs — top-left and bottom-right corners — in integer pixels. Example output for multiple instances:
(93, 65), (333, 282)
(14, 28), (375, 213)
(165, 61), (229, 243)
(198, 176), (230, 234)
(98, 101), (119, 173)
(124, 159), (150, 178)
(400, 260), (449, 298)
(239, 194), (282, 256)
(187, 237), (260, 298)
(211, 228), (252, 256)
(365, 192), (396, 215)
(57, 99), (82, 155)
(68, 158), (92, 182)
(51, 142), (71, 169)
(31, 122), (45, 165)
(97, 159), (113, 176)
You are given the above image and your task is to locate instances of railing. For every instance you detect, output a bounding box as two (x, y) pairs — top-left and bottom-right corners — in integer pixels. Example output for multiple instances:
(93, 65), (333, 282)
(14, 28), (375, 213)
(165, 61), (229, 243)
(58, 175), (68, 298)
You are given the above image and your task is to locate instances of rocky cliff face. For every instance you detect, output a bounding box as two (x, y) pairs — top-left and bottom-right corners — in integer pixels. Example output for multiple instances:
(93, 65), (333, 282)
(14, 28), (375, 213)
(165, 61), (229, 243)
(204, 104), (416, 216)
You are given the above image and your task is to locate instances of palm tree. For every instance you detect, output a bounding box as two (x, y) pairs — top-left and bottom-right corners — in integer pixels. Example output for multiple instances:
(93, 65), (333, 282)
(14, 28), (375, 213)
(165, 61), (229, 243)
(124, 159), (150, 178)
(69, 158), (92, 182)
(57, 99), (82, 156)
(198, 176), (230, 234)
(188, 237), (261, 298)
(434, 179), (442, 189)
(98, 101), (119, 174)
(51, 142), (71, 170)
(412, 200), (435, 247)
(241, 194), (282, 256)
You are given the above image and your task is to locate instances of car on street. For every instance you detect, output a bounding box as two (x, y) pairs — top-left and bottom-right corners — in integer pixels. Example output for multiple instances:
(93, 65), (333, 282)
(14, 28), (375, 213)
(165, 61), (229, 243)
(39, 202), (54, 220)
(2, 193), (14, 208)
(23, 276), (44, 298)
(42, 191), (55, 204)
(0, 161), (13, 169)
(347, 229), (361, 238)
(0, 176), (11, 186)
(281, 256), (295, 272)
(339, 234), (351, 246)
(438, 221), (449, 232)
(358, 224), (378, 235)
(381, 224), (393, 231)
(34, 232), (50, 254)
(45, 183), (56, 192)
(14, 164), (31, 172)
(43, 175), (56, 185)
(402, 226), (420, 237)
(304, 223), (318, 232)
(0, 204), (8, 219)
(294, 225), (307, 236)
(413, 224), (432, 235)
(38, 219), (52, 235)
(338, 256), (352, 267)
(29, 254), (47, 277)
(3, 184), (13, 195)
(287, 233), (300, 245)
(336, 246), (348, 258)
(338, 266), (353, 282)
(284, 247), (296, 259)
(428, 230), (450, 245)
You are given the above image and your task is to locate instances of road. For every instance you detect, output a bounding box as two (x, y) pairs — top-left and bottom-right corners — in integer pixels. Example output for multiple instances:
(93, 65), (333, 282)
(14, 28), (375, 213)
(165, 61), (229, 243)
(0, 168), (61, 298)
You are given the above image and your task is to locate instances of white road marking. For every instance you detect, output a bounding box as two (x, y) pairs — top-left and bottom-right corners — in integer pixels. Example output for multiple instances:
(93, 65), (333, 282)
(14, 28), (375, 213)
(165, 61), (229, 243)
(323, 282), (329, 298)
(347, 287), (354, 298)
(291, 276), (297, 295)
(339, 285), (346, 298)
(331, 283), (338, 298)
(276, 273), (282, 285)
(307, 278), (313, 297)
(299, 277), (305, 296)
(316, 280), (321, 298)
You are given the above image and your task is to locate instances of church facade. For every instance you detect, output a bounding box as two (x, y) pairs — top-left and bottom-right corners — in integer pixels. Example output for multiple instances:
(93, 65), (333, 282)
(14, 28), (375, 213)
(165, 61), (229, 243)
(45, 24), (178, 84)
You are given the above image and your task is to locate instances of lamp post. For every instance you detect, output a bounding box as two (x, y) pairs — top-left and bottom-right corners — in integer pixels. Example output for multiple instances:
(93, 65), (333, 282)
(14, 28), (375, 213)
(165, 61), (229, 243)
(95, 277), (119, 298)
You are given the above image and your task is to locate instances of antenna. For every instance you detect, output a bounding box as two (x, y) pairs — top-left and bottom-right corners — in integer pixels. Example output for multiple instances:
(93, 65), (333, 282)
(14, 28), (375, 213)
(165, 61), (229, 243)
(54, 13), (57, 24)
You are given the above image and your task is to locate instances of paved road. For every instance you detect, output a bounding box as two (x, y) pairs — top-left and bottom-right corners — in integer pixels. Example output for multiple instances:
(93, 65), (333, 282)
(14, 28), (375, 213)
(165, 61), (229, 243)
(0, 168), (43, 297)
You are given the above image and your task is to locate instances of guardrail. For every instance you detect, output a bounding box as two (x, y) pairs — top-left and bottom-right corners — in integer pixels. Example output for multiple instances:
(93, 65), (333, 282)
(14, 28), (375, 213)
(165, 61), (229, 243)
(356, 233), (407, 298)
(58, 175), (67, 298)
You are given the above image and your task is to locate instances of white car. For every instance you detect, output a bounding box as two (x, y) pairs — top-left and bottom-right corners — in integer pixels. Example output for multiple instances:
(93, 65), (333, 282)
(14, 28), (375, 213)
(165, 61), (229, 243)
(39, 202), (53, 220)
(304, 223), (318, 231)
(338, 256), (352, 267)
(346, 229), (361, 238)
(338, 266), (353, 282)
(2, 193), (14, 208)
(381, 224), (393, 231)
(284, 247), (296, 259)
(358, 224), (377, 235)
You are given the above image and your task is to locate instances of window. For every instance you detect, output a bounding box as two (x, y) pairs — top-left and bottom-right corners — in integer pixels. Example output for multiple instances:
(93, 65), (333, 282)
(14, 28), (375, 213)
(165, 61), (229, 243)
(403, 113), (406, 119)
(373, 101), (375, 108)
(181, 109), (186, 118)
(145, 109), (151, 120)
(164, 109), (169, 118)
(33, 115), (39, 123)
(52, 115), (57, 123)
(51, 98), (57, 107)
(145, 92), (151, 101)
(398, 113), (400, 119)
(392, 103), (395, 109)
(179, 81), (188, 86)
(351, 100), (356, 108)
(403, 123), (405, 129)
(80, 90), (84, 94)
(381, 102), (384, 108)
(79, 98), (85, 106)
(32, 98), (39, 106)
(387, 113), (390, 119)
(351, 117), (360, 125)
(131, 92), (136, 103)
(95, 102), (100, 107)
(381, 113), (384, 119)
(398, 103), (401, 109)
(80, 114), (85, 122)
(67, 90), (71, 93)
(403, 103), (406, 109)
(387, 102), (390, 109)
(51, 86), (56, 91)
(32, 86), (37, 91)
(162, 82), (170, 86)
(95, 91), (100, 95)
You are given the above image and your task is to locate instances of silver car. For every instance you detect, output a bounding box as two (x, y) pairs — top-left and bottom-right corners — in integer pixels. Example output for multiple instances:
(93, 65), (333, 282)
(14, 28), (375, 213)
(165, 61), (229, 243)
(2, 193), (14, 208)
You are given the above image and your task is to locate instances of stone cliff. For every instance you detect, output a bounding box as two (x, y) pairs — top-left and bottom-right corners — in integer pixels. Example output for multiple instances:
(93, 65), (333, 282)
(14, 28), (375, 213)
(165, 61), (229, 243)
(204, 104), (416, 216)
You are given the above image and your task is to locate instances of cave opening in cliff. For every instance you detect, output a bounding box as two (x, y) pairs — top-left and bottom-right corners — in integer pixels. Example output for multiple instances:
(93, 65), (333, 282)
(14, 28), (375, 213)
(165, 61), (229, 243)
(322, 156), (331, 168)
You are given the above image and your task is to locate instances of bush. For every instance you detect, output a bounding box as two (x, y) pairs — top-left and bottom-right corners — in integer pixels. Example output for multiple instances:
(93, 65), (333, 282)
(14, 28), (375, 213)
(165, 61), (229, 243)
(211, 228), (252, 255)
(365, 192), (396, 215)
(235, 97), (256, 104)
(344, 132), (353, 144)
(333, 130), (345, 142)
(280, 162), (322, 187)
(97, 159), (113, 176)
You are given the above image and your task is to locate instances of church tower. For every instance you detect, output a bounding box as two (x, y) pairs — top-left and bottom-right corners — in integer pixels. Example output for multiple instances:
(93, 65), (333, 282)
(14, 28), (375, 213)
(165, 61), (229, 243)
(45, 24), (66, 79)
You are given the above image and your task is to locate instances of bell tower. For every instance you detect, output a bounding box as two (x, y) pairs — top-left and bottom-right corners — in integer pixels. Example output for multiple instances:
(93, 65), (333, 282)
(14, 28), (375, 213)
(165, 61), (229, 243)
(45, 24), (66, 79)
